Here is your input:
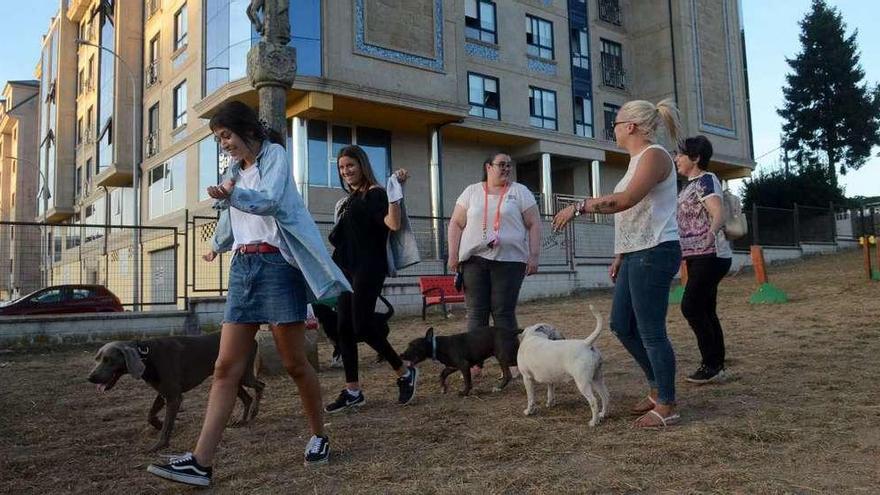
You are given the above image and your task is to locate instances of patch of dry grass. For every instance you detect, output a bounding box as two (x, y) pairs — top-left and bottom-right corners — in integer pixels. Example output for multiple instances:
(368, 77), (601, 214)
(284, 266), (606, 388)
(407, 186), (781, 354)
(1, 250), (879, 494)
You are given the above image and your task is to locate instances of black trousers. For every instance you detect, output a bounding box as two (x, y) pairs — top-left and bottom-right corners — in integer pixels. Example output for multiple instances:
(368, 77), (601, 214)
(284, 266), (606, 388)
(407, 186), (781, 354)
(336, 269), (403, 383)
(461, 257), (527, 333)
(681, 256), (732, 369)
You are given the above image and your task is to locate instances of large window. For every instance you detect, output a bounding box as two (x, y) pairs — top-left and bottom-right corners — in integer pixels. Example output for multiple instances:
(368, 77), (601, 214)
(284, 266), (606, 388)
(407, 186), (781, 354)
(205, 0), (321, 96)
(307, 121), (391, 188)
(149, 152), (187, 218)
(465, 0), (497, 44)
(571, 28), (589, 69)
(198, 136), (229, 201)
(603, 103), (620, 140)
(173, 81), (187, 129)
(529, 87), (557, 130)
(526, 15), (553, 60)
(110, 188), (133, 225)
(600, 39), (625, 89)
(97, 0), (115, 173)
(174, 4), (188, 51)
(574, 96), (593, 137)
(468, 72), (500, 120)
(147, 102), (160, 157)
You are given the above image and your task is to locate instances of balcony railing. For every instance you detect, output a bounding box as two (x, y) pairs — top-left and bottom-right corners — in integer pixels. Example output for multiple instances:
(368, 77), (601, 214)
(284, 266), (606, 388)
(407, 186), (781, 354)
(598, 0), (622, 26)
(145, 131), (159, 158)
(145, 61), (159, 89)
(601, 53), (626, 90)
(147, 0), (161, 19)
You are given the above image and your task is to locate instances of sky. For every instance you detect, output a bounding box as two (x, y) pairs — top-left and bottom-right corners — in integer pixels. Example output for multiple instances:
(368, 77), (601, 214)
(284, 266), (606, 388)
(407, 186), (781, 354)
(1, 0), (877, 197)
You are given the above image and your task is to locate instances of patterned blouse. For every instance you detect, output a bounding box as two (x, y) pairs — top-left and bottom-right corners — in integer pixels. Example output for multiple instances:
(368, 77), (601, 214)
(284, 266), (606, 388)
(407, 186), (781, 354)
(676, 172), (732, 259)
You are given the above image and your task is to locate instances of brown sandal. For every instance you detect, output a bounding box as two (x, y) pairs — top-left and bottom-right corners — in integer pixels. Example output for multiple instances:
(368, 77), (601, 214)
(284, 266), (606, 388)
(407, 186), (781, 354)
(629, 395), (657, 416)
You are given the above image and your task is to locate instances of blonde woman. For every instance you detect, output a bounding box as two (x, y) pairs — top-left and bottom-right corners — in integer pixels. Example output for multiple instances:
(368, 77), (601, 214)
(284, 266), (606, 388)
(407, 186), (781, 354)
(553, 99), (683, 428)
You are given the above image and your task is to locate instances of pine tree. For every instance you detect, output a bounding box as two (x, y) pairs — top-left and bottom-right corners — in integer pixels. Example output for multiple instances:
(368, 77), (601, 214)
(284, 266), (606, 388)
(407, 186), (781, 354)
(778, 0), (880, 188)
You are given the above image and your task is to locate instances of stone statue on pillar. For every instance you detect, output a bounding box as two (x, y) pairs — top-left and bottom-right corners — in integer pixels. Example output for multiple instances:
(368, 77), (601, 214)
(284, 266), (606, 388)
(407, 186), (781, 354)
(246, 0), (295, 139)
(245, 0), (318, 370)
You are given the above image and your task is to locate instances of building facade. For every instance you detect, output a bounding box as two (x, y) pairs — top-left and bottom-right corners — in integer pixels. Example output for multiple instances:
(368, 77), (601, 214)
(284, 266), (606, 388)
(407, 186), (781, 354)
(0, 81), (41, 298)
(31, 0), (754, 305)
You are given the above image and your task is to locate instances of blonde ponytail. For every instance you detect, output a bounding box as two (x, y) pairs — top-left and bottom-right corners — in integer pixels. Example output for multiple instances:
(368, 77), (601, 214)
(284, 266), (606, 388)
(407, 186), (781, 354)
(618, 98), (683, 146)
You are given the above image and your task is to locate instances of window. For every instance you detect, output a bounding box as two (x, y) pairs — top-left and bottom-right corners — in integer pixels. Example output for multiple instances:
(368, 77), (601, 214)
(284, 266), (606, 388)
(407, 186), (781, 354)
(110, 188), (131, 225)
(97, 1), (115, 173)
(173, 81), (187, 128)
(526, 15), (553, 60)
(146, 34), (160, 87)
(78, 68), (85, 94)
(603, 103), (620, 140)
(174, 4), (188, 51)
(74, 165), (82, 200)
(574, 96), (593, 137)
(307, 121), (391, 188)
(72, 288), (94, 300)
(86, 158), (93, 184)
(147, 102), (160, 157)
(76, 117), (83, 145)
(465, 0), (497, 44)
(598, 0), (622, 26)
(199, 136), (227, 200)
(31, 289), (63, 304)
(529, 87), (557, 130)
(600, 39), (625, 89)
(468, 72), (500, 120)
(149, 152), (187, 218)
(571, 28), (589, 69)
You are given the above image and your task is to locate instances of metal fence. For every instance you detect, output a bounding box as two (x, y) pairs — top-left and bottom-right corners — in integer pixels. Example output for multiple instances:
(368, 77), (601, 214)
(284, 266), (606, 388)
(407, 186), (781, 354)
(2, 199), (871, 310)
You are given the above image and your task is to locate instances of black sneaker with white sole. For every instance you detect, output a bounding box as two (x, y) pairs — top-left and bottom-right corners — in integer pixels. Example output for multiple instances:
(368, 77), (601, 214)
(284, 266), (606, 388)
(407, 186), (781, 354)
(304, 435), (330, 465)
(686, 364), (726, 384)
(397, 365), (419, 405)
(324, 388), (365, 413)
(147, 452), (212, 487)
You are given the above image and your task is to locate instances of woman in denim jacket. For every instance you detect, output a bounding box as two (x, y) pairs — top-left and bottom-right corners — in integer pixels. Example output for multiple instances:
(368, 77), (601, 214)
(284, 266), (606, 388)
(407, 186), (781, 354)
(148, 101), (350, 487)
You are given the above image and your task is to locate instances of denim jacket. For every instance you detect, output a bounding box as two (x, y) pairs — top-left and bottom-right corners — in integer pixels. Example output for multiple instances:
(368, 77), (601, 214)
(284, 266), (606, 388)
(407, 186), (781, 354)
(211, 141), (352, 301)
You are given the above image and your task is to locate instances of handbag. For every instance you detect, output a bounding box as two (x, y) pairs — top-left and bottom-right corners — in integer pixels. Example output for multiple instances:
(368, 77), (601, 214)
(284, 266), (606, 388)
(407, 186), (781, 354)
(722, 189), (748, 240)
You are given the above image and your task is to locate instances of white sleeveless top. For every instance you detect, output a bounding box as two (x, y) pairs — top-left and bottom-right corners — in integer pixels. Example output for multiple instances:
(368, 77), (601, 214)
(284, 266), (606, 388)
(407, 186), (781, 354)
(613, 144), (680, 254)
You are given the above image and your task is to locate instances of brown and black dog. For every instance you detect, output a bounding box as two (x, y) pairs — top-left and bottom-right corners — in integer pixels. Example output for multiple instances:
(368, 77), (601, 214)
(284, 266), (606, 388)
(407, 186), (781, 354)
(87, 332), (264, 452)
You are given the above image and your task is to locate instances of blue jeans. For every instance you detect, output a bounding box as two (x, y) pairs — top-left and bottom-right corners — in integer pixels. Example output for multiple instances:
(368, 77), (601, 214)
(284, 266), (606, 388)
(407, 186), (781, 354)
(610, 241), (682, 405)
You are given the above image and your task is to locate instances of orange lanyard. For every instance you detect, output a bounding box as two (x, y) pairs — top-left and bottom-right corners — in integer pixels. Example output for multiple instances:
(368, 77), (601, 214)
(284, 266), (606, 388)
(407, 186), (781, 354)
(482, 182), (510, 240)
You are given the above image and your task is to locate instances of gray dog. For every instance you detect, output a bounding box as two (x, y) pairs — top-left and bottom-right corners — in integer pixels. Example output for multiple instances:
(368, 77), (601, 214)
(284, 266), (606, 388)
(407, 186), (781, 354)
(88, 333), (264, 452)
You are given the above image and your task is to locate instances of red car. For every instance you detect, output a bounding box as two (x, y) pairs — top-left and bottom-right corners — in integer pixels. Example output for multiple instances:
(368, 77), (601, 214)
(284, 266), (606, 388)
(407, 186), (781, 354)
(0, 285), (124, 316)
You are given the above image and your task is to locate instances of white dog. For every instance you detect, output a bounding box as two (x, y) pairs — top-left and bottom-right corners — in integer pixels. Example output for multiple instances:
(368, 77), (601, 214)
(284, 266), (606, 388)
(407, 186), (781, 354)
(517, 305), (609, 426)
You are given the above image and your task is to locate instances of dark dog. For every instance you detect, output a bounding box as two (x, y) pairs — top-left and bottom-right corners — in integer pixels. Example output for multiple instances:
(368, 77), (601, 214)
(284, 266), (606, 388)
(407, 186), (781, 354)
(87, 332), (265, 452)
(400, 326), (520, 396)
(312, 295), (394, 365)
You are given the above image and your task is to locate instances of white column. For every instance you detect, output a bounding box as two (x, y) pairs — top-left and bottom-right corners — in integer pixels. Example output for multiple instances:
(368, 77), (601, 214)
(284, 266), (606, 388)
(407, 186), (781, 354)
(291, 116), (308, 208)
(591, 160), (602, 222)
(540, 152), (553, 214)
(429, 126), (444, 258)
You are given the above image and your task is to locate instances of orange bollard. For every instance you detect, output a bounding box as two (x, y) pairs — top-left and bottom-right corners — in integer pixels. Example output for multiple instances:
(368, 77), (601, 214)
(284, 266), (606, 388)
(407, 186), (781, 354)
(862, 237), (872, 280)
(750, 245), (768, 284)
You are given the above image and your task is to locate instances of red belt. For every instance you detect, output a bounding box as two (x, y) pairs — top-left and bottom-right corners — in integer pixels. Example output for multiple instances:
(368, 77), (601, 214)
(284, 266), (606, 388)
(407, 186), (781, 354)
(237, 242), (280, 254)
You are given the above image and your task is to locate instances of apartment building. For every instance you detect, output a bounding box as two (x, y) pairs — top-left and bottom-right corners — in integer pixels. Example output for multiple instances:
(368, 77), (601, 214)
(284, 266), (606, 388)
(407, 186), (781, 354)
(32, 0), (753, 305)
(0, 81), (41, 298)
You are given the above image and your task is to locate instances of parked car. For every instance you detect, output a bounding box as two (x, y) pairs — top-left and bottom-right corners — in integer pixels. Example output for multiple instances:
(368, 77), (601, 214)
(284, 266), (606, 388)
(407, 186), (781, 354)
(0, 285), (124, 316)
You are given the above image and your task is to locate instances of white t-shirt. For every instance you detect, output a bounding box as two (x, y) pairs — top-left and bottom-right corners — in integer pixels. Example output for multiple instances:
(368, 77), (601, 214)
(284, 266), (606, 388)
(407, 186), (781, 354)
(456, 182), (537, 263)
(613, 144), (680, 254)
(230, 165), (284, 251)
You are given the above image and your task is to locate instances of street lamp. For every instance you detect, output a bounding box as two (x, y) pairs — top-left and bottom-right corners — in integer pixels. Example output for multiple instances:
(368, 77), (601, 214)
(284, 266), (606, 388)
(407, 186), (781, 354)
(76, 38), (142, 310)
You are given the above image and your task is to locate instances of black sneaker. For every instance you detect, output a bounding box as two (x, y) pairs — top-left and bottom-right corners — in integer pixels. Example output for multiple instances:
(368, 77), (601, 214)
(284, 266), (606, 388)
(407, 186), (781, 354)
(324, 388), (365, 413)
(304, 435), (330, 466)
(686, 365), (726, 384)
(397, 365), (419, 405)
(147, 452), (212, 487)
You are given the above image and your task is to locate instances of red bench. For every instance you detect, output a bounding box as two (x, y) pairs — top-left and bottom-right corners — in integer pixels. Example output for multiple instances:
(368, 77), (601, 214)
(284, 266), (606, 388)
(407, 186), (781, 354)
(419, 275), (465, 320)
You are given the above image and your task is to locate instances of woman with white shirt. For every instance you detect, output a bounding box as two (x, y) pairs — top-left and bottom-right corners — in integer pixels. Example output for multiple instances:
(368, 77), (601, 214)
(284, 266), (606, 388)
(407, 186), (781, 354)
(447, 152), (542, 351)
(553, 99), (683, 428)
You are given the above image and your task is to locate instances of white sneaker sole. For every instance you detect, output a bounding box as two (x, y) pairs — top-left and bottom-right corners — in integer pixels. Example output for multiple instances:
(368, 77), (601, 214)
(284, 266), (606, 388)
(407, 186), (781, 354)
(399, 368), (419, 405)
(147, 465), (210, 487)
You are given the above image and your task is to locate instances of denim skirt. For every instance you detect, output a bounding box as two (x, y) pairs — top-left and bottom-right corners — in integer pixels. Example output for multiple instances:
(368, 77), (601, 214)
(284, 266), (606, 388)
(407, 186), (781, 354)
(223, 251), (308, 324)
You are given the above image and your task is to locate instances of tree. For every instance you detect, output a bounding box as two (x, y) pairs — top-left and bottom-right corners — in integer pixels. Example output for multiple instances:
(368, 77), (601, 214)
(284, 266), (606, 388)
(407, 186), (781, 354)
(778, 0), (880, 188)
(742, 162), (845, 211)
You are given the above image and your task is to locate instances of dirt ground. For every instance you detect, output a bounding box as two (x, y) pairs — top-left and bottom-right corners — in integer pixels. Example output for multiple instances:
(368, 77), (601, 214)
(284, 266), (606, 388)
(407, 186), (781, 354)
(1, 249), (878, 494)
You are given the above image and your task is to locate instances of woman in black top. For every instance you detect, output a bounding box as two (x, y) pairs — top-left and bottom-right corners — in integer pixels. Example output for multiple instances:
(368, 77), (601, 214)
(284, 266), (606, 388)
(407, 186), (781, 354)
(324, 145), (418, 413)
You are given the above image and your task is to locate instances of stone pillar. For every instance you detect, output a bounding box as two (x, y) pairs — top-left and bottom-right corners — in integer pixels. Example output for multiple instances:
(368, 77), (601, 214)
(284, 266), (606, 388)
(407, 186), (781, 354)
(591, 160), (602, 222)
(540, 153), (553, 214)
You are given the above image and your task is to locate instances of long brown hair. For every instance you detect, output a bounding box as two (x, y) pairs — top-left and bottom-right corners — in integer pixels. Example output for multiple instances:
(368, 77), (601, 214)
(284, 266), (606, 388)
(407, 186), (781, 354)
(208, 100), (285, 147)
(337, 145), (381, 196)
